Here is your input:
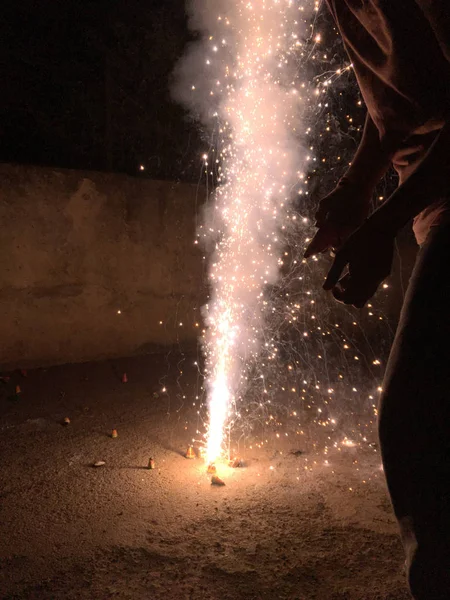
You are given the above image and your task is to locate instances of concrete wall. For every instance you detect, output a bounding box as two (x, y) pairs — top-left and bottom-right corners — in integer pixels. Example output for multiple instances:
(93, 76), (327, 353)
(0, 163), (419, 371)
(0, 164), (207, 370)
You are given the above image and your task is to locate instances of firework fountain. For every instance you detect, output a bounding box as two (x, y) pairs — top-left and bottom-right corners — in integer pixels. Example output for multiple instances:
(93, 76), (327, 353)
(175, 0), (318, 466)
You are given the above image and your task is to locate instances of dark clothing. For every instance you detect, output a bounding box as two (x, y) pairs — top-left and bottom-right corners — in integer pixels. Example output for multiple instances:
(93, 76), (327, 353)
(325, 3), (450, 597)
(379, 218), (450, 599)
(325, 1), (450, 138)
(326, 0), (450, 243)
(392, 130), (449, 244)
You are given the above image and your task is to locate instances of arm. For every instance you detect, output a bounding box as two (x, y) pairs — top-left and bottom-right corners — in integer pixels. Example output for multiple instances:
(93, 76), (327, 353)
(414, 1), (450, 63)
(323, 120), (450, 307)
(336, 112), (395, 195)
(368, 119), (450, 234)
(304, 112), (397, 258)
(362, 0), (450, 234)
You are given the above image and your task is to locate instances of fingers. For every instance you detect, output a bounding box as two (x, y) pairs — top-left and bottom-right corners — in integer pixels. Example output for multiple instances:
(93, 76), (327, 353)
(321, 223), (394, 306)
(323, 250), (348, 290)
(304, 224), (340, 259)
(331, 273), (381, 307)
(314, 196), (332, 226)
(304, 231), (328, 259)
(332, 284), (368, 307)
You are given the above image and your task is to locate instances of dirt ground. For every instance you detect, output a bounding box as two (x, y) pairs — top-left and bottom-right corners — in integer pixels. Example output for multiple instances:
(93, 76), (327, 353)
(0, 353), (411, 600)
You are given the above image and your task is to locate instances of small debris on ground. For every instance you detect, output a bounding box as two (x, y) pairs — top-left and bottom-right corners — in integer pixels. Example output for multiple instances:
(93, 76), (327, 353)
(290, 450), (304, 457)
(93, 461), (106, 468)
(185, 446), (195, 459)
(229, 458), (247, 468)
(211, 475), (225, 486)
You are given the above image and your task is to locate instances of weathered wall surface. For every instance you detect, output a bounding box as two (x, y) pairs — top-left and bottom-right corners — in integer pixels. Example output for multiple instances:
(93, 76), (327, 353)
(0, 164), (207, 369)
(0, 164), (419, 371)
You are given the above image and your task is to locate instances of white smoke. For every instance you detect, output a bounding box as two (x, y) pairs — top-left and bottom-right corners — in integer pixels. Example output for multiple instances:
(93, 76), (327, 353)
(174, 0), (315, 463)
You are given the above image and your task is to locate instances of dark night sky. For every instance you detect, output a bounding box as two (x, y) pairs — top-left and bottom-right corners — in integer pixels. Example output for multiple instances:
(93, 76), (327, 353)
(1, 2), (366, 194)
(0, 0), (201, 180)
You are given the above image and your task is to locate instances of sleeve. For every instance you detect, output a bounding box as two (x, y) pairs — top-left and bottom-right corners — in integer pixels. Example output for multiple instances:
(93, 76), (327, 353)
(338, 112), (394, 190)
(414, 1), (450, 64)
(324, 0), (337, 21)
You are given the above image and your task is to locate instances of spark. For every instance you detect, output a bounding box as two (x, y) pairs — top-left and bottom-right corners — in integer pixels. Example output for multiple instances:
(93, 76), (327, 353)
(190, 0), (314, 465)
(174, 0), (393, 473)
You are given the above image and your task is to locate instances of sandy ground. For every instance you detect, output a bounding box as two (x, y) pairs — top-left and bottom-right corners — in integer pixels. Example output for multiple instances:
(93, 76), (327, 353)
(0, 353), (411, 600)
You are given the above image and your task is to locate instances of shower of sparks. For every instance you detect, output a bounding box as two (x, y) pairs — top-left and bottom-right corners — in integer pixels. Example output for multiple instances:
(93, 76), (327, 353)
(173, 0), (393, 471)
(189, 0), (318, 465)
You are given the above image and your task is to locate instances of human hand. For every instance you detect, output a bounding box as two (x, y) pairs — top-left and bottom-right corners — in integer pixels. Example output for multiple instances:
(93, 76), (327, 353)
(322, 219), (395, 308)
(304, 183), (372, 259)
